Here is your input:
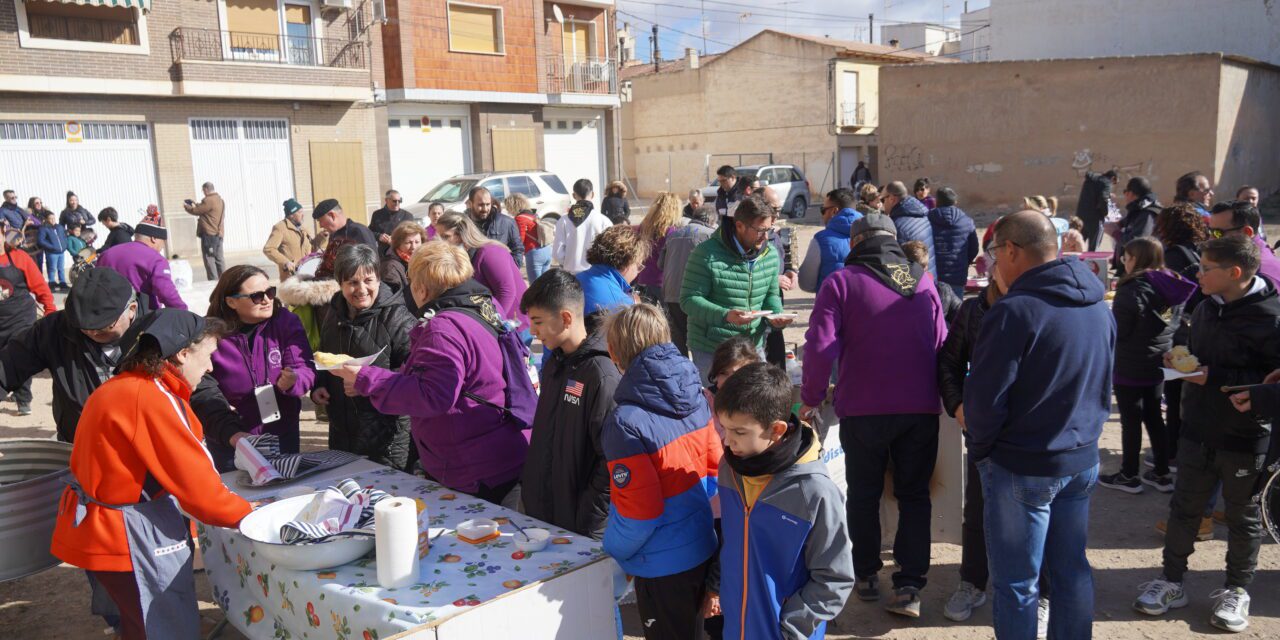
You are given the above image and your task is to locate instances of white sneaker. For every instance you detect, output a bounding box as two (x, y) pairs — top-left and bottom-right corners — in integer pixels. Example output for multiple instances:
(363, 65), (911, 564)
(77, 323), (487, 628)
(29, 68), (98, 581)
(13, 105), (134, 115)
(943, 581), (987, 622)
(1037, 597), (1049, 639)
(1209, 587), (1250, 632)
(1133, 577), (1189, 615)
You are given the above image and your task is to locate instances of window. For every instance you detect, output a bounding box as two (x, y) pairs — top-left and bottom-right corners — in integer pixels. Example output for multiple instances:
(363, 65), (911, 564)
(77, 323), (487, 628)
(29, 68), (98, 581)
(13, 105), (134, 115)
(479, 178), (506, 201)
(507, 175), (540, 197)
(429, 119), (443, 128)
(389, 119), (401, 128)
(540, 174), (568, 195)
(790, 168), (805, 182)
(191, 119), (240, 140)
(83, 123), (149, 140)
(243, 119), (289, 140)
(0, 121), (64, 141)
(448, 3), (503, 55)
(15, 0), (148, 53)
(450, 119), (462, 128)
(225, 0), (281, 54)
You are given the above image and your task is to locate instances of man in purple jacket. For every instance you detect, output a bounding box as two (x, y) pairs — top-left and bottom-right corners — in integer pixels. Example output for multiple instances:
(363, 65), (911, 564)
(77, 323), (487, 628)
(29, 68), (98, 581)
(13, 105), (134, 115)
(799, 213), (947, 618)
(95, 222), (187, 313)
(1208, 201), (1280, 287)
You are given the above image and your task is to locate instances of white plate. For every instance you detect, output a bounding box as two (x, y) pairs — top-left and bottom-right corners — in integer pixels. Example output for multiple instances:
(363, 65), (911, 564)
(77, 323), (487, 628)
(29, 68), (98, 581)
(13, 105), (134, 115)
(766, 313), (798, 320)
(1162, 367), (1202, 381)
(314, 346), (386, 371)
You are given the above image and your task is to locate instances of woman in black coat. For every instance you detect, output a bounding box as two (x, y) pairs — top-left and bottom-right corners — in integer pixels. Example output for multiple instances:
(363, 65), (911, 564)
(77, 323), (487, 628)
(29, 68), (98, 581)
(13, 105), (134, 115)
(1155, 203), (1210, 462)
(600, 181), (631, 225)
(313, 244), (418, 471)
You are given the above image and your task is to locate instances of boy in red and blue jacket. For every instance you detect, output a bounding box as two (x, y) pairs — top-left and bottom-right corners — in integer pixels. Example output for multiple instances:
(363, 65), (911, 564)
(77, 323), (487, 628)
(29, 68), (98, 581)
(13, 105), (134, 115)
(715, 363), (854, 640)
(601, 304), (721, 640)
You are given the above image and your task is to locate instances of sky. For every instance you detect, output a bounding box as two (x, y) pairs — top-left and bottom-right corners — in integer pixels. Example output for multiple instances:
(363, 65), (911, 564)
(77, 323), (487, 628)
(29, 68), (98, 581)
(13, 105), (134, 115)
(614, 0), (991, 61)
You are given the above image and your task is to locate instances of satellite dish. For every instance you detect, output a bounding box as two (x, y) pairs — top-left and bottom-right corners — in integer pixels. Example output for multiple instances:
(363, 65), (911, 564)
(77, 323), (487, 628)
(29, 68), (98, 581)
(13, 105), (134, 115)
(552, 4), (564, 24)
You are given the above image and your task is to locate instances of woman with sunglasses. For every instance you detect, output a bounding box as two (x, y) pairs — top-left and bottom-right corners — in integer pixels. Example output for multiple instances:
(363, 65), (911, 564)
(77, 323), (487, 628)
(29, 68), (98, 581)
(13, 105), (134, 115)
(203, 265), (316, 470)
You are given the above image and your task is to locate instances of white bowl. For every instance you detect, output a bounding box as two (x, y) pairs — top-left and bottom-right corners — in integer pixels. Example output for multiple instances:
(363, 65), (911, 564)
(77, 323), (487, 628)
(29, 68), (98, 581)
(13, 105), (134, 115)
(456, 518), (499, 541)
(513, 528), (550, 552)
(238, 494), (375, 571)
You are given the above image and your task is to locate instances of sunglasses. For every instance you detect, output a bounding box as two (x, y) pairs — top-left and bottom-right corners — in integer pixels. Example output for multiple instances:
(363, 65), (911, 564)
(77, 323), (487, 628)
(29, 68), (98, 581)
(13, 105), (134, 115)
(389, 199), (403, 204)
(1209, 225), (1244, 239)
(228, 287), (277, 305)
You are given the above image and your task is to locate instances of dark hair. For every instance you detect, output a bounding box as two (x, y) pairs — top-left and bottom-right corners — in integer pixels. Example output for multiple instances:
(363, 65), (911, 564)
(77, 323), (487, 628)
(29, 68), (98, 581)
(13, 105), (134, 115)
(97, 207), (118, 223)
(572, 178), (593, 199)
(1201, 235), (1260, 277)
(1068, 216), (1084, 232)
(708, 336), (761, 384)
(119, 317), (227, 378)
(913, 177), (931, 194)
(716, 165), (736, 179)
(714, 362), (792, 430)
(734, 194), (776, 226)
(67, 222), (82, 233)
(65, 191), (77, 207)
(520, 268), (584, 315)
(1215, 200), (1262, 233)
(2, 189), (13, 197)
(825, 188), (856, 210)
(335, 243), (380, 283)
(586, 224), (650, 271)
(427, 202), (446, 213)
(467, 185), (491, 203)
(1125, 177), (1153, 199)
(207, 265), (274, 329)
(1155, 203), (1210, 247)
(1175, 171), (1206, 202)
(1237, 185), (1258, 198)
(901, 240), (929, 266)
(1119, 237), (1164, 285)
(1102, 170), (1119, 181)
(936, 187), (958, 207)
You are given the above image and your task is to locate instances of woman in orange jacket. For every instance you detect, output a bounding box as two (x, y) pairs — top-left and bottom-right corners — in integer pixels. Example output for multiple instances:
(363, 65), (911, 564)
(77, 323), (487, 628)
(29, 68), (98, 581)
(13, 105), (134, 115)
(51, 308), (252, 639)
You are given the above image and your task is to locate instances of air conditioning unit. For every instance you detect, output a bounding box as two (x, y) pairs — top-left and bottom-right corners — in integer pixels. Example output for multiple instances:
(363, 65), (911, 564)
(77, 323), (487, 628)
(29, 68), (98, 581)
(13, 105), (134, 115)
(372, 0), (386, 22)
(321, 0), (351, 9)
(585, 61), (609, 82)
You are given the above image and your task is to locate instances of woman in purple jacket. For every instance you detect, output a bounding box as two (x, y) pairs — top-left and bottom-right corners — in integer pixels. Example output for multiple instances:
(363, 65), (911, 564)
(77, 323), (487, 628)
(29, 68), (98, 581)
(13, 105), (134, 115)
(205, 265), (316, 470)
(434, 212), (528, 334)
(333, 241), (528, 504)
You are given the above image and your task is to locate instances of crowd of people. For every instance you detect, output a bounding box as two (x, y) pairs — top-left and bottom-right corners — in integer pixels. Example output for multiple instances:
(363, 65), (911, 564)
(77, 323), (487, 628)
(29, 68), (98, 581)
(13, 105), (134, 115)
(0, 163), (1277, 639)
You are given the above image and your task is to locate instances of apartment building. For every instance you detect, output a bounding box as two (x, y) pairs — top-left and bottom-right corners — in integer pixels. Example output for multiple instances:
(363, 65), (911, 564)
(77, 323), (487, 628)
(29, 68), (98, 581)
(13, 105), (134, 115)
(0, 0), (382, 257)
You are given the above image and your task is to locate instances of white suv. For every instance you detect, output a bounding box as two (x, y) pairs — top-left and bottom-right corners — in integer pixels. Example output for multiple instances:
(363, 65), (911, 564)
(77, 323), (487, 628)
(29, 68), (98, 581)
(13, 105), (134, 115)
(701, 164), (812, 219)
(405, 171), (574, 220)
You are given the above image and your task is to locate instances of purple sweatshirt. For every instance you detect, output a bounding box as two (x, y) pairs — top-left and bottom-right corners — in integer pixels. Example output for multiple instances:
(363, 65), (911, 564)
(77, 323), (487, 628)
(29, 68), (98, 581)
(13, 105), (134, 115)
(356, 311), (529, 493)
(96, 241), (187, 310)
(473, 243), (529, 333)
(208, 309), (315, 453)
(1253, 235), (1280, 288)
(634, 227), (674, 288)
(801, 264), (948, 416)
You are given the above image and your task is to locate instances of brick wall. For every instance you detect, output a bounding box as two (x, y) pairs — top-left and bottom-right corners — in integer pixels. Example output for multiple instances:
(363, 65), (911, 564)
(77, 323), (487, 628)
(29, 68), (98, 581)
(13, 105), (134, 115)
(384, 0), (539, 93)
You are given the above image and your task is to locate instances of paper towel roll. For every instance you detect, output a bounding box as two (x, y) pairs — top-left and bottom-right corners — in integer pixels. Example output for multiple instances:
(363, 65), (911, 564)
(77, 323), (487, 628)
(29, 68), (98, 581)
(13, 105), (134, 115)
(375, 497), (421, 589)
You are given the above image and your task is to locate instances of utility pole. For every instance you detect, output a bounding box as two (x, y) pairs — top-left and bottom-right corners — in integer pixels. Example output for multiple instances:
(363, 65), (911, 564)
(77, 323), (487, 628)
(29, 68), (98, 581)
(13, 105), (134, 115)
(868, 13), (874, 43)
(700, 0), (707, 55)
(738, 12), (751, 44)
(651, 25), (659, 73)
(779, 1), (798, 32)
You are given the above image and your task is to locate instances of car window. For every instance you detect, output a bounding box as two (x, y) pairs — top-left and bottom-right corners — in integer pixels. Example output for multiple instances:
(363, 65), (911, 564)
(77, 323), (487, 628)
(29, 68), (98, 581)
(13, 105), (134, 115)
(480, 178), (506, 201)
(509, 175), (541, 197)
(790, 168), (805, 183)
(421, 179), (476, 203)
(540, 174), (569, 194)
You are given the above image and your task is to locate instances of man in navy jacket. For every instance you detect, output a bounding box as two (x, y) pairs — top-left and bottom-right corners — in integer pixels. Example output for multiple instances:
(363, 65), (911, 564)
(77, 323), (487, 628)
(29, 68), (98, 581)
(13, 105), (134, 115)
(964, 210), (1114, 639)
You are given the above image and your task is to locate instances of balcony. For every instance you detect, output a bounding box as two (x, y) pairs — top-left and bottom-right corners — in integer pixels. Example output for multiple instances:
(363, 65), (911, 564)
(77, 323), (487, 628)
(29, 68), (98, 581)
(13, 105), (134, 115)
(169, 27), (366, 70)
(840, 102), (866, 128)
(545, 55), (617, 96)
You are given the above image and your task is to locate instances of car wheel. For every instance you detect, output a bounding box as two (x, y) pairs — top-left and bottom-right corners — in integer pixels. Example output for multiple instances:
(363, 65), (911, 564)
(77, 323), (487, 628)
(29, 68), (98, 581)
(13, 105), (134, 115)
(789, 197), (807, 219)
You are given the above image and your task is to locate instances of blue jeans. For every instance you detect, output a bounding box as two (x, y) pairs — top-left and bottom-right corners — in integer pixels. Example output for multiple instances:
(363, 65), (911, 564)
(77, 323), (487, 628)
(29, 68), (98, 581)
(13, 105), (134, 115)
(526, 246), (552, 282)
(45, 251), (66, 284)
(979, 458), (1098, 640)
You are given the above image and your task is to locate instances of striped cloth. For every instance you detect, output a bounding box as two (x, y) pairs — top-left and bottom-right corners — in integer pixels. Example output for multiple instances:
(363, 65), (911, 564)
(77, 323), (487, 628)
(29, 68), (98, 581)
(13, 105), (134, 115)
(234, 434), (362, 487)
(279, 478), (391, 545)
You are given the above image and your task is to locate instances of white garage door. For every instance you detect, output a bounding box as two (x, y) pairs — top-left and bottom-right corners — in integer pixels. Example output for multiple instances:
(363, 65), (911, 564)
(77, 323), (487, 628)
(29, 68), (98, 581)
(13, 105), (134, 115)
(0, 120), (159, 230)
(389, 116), (471, 204)
(189, 118), (294, 253)
(543, 115), (603, 204)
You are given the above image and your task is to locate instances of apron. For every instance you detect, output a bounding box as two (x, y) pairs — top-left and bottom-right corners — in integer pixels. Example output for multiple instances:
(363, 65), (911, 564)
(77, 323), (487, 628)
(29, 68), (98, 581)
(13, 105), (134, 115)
(65, 475), (199, 639)
(0, 255), (36, 342)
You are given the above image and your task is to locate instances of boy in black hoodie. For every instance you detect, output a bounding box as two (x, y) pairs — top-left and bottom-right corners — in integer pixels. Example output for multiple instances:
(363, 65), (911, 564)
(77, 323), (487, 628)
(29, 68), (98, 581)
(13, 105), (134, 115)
(519, 269), (620, 538)
(1135, 236), (1280, 633)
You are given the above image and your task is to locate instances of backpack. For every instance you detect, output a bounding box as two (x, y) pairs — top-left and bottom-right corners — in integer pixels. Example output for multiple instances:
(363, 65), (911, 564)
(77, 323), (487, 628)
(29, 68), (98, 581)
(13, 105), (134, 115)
(535, 212), (560, 248)
(434, 307), (537, 430)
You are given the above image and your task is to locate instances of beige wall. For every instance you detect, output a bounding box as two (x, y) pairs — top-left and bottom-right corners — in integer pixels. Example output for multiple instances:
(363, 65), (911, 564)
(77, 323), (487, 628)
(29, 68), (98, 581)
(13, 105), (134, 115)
(876, 53), (1280, 213)
(834, 59), (881, 133)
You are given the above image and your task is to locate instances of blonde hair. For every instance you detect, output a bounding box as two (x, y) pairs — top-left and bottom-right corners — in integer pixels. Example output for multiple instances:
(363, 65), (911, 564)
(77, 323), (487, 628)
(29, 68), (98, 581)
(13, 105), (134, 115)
(639, 192), (682, 244)
(391, 221), (425, 251)
(435, 212), (506, 251)
(607, 181), (629, 197)
(1023, 195), (1059, 216)
(503, 193), (532, 216)
(1061, 229), (1085, 253)
(604, 303), (671, 369)
(409, 241), (473, 300)
(859, 183), (880, 205)
(587, 225), (652, 271)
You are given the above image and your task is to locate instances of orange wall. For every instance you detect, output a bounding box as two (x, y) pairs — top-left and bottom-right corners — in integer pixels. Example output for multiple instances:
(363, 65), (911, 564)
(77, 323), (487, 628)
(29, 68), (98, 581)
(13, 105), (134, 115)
(385, 0), (539, 92)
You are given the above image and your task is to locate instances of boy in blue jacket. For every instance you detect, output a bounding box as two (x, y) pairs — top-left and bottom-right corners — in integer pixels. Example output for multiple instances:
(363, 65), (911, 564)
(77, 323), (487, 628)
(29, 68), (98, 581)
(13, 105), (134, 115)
(714, 362), (854, 640)
(601, 303), (720, 640)
(37, 210), (69, 290)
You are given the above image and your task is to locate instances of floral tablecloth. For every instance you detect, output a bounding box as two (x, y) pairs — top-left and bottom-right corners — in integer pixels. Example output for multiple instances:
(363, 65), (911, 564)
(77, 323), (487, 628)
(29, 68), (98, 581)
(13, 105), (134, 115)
(203, 463), (610, 640)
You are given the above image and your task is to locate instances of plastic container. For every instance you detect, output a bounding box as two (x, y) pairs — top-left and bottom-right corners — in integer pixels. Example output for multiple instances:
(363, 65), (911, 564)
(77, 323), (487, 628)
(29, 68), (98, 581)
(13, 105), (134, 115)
(513, 527), (550, 552)
(456, 518), (500, 544)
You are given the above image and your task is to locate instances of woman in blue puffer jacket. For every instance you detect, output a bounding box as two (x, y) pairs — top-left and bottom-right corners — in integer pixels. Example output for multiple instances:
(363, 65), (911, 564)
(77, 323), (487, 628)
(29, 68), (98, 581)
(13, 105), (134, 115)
(927, 187), (979, 297)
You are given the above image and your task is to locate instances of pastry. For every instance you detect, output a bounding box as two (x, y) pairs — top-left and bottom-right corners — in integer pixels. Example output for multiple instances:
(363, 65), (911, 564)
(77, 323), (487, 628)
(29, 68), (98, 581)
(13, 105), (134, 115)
(313, 351), (352, 367)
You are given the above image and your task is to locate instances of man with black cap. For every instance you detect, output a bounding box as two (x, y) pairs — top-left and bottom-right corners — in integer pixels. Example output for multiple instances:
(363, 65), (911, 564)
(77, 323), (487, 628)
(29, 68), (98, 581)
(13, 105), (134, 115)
(264, 198), (324, 279)
(313, 198), (377, 250)
(96, 221), (187, 312)
(799, 212), (947, 618)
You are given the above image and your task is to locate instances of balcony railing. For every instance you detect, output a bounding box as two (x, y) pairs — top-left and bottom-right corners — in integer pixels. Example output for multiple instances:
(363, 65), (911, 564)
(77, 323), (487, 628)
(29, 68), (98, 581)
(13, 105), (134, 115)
(169, 27), (366, 70)
(840, 102), (866, 128)
(545, 55), (617, 95)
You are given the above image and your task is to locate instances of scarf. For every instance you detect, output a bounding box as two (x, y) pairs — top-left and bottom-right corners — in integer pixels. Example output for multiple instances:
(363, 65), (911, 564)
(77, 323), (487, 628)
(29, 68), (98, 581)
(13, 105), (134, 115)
(720, 220), (764, 262)
(395, 247), (413, 263)
(845, 234), (923, 298)
(422, 278), (505, 332)
(568, 200), (595, 227)
(723, 416), (812, 478)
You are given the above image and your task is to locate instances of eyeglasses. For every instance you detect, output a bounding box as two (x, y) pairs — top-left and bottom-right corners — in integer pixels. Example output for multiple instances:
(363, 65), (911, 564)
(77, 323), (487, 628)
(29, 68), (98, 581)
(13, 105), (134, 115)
(1209, 225), (1245, 239)
(745, 223), (773, 236)
(988, 241), (1019, 254)
(389, 199), (403, 204)
(1198, 264), (1233, 274)
(228, 287), (277, 305)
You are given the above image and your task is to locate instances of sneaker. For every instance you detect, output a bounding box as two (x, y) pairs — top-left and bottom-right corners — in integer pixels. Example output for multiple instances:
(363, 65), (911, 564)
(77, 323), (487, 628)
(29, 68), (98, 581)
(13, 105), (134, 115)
(1144, 453), (1177, 473)
(885, 586), (921, 618)
(1154, 517), (1214, 541)
(1133, 577), (1189, 615)
(943, 581), (987, 622)
(1036, 598), (1050, 639)
(17, 403), (31, 416)
(1141, 470), (1174, 493)
(1099, 471), (1143, 494)
(1209, 587), (1250, 632)
(854, 574), (880, 602)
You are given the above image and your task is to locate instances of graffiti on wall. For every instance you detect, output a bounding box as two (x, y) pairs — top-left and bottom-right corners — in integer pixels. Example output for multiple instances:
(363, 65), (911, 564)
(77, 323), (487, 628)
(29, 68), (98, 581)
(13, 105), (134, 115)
(1060, 148), (1154, 194)
(883, 145), (923, 172)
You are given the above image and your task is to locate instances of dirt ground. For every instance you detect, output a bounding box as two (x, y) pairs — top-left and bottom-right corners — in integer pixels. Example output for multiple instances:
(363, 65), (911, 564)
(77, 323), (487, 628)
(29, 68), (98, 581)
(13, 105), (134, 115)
(1, 216), (1277, 639)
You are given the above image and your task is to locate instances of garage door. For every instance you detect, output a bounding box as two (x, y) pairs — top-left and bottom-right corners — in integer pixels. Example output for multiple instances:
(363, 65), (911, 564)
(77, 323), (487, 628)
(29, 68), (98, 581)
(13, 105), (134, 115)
(388, 116), (471, 204)
(543, 115), (603, 204)
(0, 120), (159, 230)
(189, 118), (294, 253)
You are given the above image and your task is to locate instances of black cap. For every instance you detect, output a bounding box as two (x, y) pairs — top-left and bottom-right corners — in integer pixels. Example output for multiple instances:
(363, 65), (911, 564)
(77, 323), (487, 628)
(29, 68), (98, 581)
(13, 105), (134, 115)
(66, 268), (135, 330)
(119, 308), (206, 363)
(135, 222), (168, 240)
(312, 198), (340, 220)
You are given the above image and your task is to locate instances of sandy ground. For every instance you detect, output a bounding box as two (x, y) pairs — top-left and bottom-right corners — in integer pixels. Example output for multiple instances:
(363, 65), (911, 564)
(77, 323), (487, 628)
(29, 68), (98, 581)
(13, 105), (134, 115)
(2, 212), (1278, 639)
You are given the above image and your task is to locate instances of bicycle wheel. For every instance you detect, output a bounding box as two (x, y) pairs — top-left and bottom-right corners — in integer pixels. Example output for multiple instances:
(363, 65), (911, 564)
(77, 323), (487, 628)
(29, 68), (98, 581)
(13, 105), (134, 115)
(1261, 463), (1280, 545)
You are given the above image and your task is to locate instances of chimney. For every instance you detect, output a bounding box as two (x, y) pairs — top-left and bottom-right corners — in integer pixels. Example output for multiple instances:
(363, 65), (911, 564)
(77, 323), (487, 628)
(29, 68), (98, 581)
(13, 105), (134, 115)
(685, 47), (699, 70)
(888, 38), (900, 48)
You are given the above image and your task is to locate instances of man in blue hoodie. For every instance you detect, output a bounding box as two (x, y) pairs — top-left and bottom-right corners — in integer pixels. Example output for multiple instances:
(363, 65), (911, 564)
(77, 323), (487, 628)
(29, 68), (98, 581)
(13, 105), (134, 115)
(964, 210), (1115, 639)
(882, 181), (936, 277)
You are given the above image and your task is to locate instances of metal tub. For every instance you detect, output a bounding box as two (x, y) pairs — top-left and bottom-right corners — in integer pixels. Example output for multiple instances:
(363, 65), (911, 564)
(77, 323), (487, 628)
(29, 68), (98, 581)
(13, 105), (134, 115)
(0, 439), (72, 582)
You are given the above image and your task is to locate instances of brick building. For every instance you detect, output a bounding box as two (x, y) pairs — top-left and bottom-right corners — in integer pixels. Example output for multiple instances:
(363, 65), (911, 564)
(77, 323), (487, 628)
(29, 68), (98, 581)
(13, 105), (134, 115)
(0, 0), (382, 257)
(377, 0), (620, 209)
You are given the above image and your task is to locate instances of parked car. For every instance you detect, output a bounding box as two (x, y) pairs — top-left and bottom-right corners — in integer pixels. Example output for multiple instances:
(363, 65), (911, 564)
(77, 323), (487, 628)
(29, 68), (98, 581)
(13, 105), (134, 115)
(406, 171), (574, 220)
(700, 164), (812, 218)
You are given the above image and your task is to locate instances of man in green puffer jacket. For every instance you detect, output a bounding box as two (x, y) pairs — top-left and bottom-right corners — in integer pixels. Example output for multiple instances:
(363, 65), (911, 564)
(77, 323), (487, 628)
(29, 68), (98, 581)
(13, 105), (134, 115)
(681, 195), (790, 382)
